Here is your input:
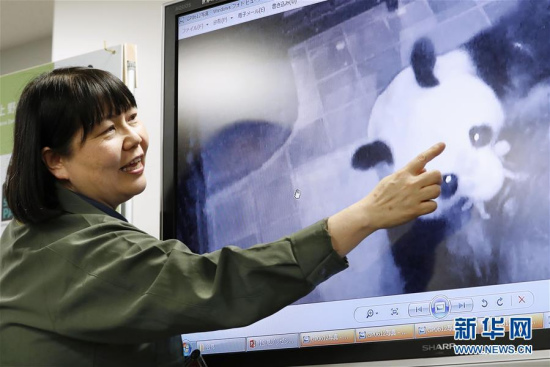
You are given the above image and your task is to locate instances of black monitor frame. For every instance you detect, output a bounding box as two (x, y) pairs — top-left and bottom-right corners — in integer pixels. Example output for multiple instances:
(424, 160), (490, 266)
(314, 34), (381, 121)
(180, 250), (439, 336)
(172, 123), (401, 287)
(161, 1), (550, 365)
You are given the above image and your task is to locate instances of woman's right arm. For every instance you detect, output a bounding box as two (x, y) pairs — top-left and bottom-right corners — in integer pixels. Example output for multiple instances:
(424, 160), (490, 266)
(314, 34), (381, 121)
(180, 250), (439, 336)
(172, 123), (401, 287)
(8, 144), (443, 345)
(30, 216), (344, 344)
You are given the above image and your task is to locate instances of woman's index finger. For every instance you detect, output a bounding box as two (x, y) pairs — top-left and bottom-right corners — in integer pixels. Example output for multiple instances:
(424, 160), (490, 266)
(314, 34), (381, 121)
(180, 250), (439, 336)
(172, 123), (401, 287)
(405, 142), (446, 174)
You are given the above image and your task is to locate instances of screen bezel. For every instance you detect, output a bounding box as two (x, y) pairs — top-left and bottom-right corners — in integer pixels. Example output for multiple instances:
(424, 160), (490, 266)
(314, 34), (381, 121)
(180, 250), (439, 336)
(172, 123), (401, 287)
(161, 0), (550, 365)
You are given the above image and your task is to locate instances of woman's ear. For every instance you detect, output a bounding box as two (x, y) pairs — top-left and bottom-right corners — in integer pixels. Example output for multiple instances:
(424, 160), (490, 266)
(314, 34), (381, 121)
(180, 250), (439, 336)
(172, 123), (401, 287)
(41, 147), (70, 180)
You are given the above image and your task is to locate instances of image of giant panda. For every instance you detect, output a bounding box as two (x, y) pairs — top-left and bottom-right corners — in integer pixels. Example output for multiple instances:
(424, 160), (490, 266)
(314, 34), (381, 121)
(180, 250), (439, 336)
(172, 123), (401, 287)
(352, 0), (550, 293)
(176, 0), (550, 303)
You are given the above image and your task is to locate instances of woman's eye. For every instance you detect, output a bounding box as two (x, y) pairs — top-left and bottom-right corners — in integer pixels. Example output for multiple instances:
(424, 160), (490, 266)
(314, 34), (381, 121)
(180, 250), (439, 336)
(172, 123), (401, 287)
(105, 125), (116, 134)
(129, 113), (138, 122)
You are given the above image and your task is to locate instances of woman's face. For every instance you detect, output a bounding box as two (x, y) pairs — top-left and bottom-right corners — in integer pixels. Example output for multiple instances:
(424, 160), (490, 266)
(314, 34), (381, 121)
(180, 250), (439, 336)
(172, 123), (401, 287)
(59, 107), (149, 209)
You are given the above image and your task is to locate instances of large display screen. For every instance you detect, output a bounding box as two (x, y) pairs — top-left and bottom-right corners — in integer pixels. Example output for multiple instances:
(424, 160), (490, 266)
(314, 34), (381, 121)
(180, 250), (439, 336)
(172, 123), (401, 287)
(164, 0), (550, 364)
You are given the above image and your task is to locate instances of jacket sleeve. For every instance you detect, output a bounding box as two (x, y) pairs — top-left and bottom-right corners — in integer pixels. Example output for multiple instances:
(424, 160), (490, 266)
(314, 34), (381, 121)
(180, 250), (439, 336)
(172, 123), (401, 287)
(40, 216), (348, 344)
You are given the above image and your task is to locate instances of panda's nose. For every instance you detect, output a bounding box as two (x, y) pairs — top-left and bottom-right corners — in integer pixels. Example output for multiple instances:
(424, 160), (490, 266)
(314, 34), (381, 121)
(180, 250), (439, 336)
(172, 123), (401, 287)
(441, 174), (458, 198)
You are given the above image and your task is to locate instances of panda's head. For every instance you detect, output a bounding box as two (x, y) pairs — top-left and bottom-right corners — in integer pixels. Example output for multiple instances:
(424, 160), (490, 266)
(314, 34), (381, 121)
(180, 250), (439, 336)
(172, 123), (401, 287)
(353, 38), (510, 219)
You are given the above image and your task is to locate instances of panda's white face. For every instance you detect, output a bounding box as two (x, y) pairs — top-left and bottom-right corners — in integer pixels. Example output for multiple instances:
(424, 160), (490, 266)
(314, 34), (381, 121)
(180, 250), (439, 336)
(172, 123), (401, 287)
(366, 49), (509, 219)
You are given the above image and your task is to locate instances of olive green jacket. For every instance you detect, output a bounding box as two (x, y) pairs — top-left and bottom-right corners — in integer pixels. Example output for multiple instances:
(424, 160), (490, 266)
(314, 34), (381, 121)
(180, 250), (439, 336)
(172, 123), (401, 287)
(0, 187), (347, 366)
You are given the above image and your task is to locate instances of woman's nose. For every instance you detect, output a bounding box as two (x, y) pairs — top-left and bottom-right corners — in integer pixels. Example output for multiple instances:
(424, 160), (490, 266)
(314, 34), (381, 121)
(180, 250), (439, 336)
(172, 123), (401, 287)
(123, 126), (142, 150)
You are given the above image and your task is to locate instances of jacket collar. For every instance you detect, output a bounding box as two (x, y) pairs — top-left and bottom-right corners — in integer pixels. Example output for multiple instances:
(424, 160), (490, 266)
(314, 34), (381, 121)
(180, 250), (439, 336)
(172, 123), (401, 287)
(56, 182), (128, 222)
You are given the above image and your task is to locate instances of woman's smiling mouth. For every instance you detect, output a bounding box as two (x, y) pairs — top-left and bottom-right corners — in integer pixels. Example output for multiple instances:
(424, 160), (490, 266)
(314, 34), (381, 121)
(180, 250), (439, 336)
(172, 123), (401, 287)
(120, 156), (144, 173)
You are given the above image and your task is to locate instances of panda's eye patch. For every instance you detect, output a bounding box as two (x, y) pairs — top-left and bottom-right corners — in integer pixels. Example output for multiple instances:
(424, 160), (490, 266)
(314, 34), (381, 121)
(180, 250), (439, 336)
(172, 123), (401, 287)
(469, 125), (493, 147)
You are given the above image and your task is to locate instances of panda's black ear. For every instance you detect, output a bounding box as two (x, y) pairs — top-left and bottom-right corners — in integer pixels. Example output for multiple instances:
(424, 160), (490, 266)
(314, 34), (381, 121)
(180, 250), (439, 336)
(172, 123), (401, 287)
(352, 141), (394, 170)
(411, 37), (440, 88)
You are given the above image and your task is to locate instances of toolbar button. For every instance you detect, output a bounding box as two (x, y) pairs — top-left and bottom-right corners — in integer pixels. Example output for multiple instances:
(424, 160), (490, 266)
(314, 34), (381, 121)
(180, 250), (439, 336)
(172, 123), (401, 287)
(408, 302), (431, 317)
(354, 304), (409, 322)
(511, 292), (534, 308)
(354, 307), (380, 322)
(451, 298), (473, 313)
(430, 295), (451, 319)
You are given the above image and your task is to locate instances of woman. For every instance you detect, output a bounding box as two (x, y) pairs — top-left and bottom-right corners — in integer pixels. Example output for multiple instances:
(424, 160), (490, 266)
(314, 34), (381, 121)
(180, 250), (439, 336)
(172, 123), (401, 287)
(0, 67), (444, 366)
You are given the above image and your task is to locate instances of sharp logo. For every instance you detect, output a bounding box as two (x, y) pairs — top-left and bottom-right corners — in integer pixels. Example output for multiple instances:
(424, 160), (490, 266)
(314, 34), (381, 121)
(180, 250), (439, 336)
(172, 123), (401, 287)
(422, 343), (456, 352)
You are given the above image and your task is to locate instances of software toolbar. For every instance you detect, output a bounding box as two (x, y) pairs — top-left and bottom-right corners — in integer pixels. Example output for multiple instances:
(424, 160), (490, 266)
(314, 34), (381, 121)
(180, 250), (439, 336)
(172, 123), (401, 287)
(178, 0), (327, 39)
(354, 292), (534, 323)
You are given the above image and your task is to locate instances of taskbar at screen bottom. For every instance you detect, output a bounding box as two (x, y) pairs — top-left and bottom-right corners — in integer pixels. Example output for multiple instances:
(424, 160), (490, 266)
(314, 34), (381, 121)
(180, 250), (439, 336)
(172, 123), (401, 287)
(183, 312), (550, 356)
(199, 328), (550, 367)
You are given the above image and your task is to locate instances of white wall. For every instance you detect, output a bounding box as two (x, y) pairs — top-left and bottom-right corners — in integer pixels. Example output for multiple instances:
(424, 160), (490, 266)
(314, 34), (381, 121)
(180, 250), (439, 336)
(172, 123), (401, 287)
(0, 37), (52, 75)
(52, 0), (166, 238)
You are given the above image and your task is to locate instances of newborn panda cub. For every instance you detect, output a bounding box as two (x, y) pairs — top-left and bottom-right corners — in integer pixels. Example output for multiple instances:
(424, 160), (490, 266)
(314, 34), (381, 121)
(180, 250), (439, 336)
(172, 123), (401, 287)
(352, 0), (550, 293)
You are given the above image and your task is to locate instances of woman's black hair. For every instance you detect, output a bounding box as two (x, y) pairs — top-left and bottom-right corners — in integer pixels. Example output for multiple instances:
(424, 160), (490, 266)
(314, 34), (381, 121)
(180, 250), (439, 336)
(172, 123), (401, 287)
(4, 67), (137, 224)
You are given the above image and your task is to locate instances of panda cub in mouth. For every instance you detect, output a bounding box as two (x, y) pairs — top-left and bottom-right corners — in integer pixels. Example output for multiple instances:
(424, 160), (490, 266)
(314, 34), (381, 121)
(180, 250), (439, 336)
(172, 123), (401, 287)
(352, 0), (550, 293)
